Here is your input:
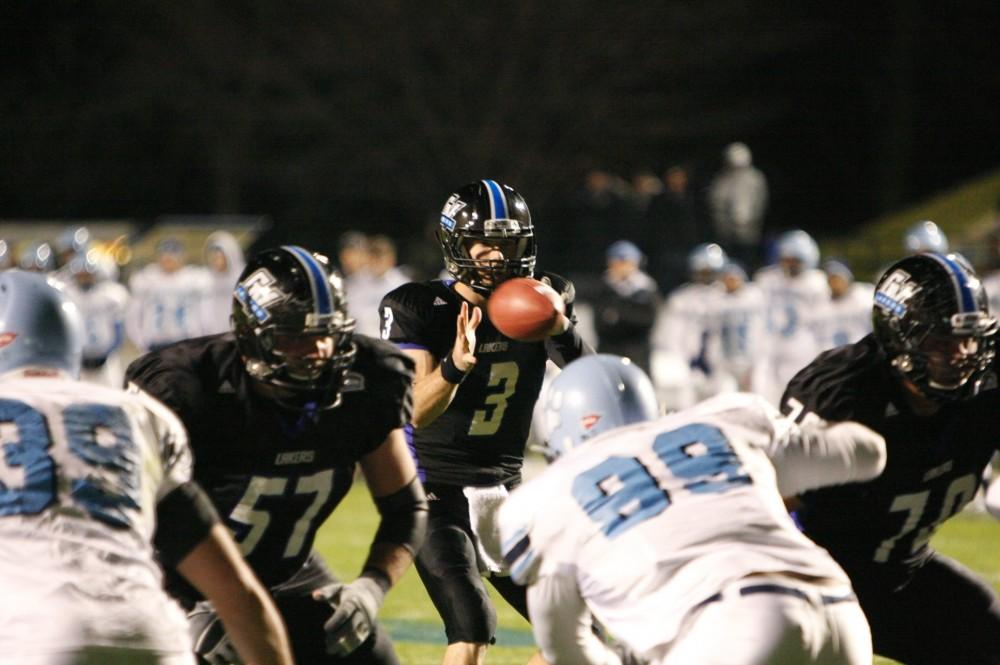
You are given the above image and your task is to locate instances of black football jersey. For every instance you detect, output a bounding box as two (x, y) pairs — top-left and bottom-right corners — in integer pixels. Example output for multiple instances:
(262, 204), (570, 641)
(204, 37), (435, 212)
(379, 279), (586, 487)
(126, 333), (414, 588)
(782, 334), (1000, 585)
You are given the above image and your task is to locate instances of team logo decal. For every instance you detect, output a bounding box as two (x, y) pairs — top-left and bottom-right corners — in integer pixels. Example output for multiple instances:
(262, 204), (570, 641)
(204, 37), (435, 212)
(0, 332), (17, 348)
(235, 269), (285, 322)
(875, 269), (921, 317)
(440, 194), (466, 231)
(581, 414), (601, 430)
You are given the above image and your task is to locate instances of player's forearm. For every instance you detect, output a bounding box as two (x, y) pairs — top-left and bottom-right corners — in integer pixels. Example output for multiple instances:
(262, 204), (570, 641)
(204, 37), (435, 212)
(176, 525), (294, 665)
(361, 541), (416, 587)
(545, 323), (593, 368)
(772, 421), (887, 496)
(214, 583), (294, 665)
(364, 475), (428, 583)
(411, 364), (463, 427)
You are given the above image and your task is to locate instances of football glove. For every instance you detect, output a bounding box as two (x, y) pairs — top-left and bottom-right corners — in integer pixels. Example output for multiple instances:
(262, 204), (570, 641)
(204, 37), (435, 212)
(539, 271), (578, 322)
(188, 605), (242, 665)
(313, 575), (386, 656)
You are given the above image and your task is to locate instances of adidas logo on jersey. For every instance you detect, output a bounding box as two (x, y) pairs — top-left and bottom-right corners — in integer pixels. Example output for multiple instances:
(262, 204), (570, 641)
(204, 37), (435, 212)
(433, 297), (448, 306)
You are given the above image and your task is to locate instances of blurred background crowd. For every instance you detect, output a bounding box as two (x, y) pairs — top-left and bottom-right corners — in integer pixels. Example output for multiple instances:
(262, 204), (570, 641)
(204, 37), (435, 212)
(6, 138), (1000, 417)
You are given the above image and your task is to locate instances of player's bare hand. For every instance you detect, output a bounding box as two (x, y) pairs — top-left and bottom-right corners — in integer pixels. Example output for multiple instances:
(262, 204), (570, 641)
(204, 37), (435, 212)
(453, 301), (482, 371)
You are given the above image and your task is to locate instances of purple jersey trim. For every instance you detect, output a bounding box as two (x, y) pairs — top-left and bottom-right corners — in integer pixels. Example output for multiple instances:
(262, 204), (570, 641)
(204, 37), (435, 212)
(395, 342), (430, 351)
(403, 423), (426, 482)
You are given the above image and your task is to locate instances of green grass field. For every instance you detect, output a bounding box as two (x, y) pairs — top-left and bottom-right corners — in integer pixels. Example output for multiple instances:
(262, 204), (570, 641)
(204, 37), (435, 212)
(317, 483), (1000, 665)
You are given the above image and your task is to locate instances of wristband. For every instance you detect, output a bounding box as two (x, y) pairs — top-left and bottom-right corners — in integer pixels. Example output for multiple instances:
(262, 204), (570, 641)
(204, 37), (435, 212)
(360, 567), (393, 595)
(440, 353), (470, 384)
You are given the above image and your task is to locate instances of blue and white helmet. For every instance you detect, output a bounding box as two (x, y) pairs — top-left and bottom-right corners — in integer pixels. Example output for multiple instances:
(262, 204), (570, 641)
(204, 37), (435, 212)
(55, 225), (92, 257)
(18, 240), (56, 272)
(688, 243), (728, 278)
(0, 270), (83, 377)
(539, 354), (659, 461)
(776, 229), (820, 270)
(904, 220), (949, 254)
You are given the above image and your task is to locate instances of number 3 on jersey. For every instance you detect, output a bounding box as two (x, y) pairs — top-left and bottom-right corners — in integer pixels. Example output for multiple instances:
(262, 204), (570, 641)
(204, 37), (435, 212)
(572, 423), (751, 538)
(468, 361), (519, 436)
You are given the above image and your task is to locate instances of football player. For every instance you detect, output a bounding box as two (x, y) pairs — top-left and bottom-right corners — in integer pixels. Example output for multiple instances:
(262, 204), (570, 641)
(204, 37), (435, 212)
(903, 220), (949, 254)
(126, 246), (427, 664)
(702, 260), (766, 393)
(379, 180), (591, 665)
(62, 252), (131, 387)
(498, 354), (885, 665)
(812, 259), (874, 351)
(651, 242), (727, 387)
(125, 238), (212, 352)
(782, 252), (1000, 664)
(752, 229), (830, 405)
(18, 239), (57, 273)
(0, 270), (293, 665)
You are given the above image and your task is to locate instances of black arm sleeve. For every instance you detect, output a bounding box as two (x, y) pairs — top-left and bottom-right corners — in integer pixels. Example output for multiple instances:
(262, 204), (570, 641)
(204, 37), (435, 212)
(154, 481), (221, 568)
(545, 324), (594, 368)
(372, 476), (429, 556)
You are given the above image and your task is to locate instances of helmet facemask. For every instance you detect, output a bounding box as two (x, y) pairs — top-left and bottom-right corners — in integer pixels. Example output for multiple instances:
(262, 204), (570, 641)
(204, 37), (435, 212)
(440, 228), (536, 294)
(437, 180), (537, 295)
(888, 313), (996, 401)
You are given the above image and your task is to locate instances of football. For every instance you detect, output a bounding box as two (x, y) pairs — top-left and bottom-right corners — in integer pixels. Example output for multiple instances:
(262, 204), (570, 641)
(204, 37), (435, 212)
(487, 278), (565, 342)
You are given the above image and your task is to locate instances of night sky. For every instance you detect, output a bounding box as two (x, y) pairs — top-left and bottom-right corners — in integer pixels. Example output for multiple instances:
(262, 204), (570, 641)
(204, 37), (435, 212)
(2, 1), (998, 259)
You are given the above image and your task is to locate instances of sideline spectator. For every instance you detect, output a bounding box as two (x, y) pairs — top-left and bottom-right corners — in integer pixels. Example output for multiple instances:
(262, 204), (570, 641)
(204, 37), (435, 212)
(645, 163), (703, 292)
(708, 142), (768, 269)
(352, 235), (411, 338)
(201, 230), (246, 335)
(591, 240), (659, 373)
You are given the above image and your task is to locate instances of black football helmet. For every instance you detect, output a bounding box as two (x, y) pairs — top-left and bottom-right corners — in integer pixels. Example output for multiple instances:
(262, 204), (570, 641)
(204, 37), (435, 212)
(873, 252), (997, 401)
(232, 246), (356, 409)
(437, 180), (536, 294)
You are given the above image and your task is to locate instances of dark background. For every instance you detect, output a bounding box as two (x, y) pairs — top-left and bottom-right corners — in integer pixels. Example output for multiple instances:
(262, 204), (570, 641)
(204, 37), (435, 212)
(3, 1), (998, 266)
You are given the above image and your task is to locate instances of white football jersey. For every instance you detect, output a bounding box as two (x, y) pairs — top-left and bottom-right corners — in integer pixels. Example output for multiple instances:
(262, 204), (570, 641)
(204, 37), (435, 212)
(812, 282), (874, 351)
(703, 283), (766, 391)
(0, 373), (194, 659)
(753, 266), (830, 403)
(652, 281), (723, 363)
(499, 393), (880, 655)
(64, 280), (130, 362)
(127, 264), (211, 351)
